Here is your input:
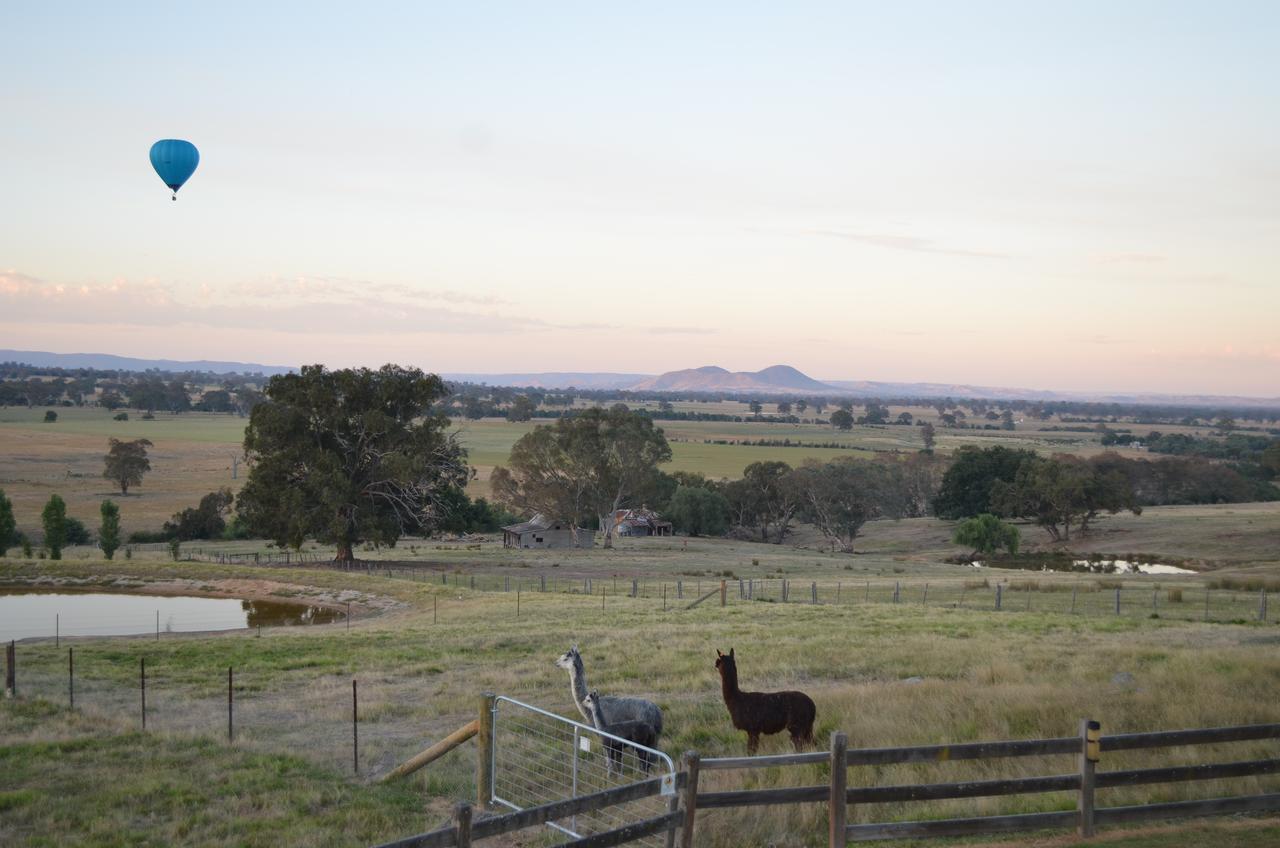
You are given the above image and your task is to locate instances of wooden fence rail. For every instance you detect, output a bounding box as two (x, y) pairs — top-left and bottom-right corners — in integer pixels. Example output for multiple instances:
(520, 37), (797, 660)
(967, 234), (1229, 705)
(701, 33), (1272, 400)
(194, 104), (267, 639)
(374, 773), (686, 848)
(372, 719), (1279, 847)
(683, 721), (1280, 847)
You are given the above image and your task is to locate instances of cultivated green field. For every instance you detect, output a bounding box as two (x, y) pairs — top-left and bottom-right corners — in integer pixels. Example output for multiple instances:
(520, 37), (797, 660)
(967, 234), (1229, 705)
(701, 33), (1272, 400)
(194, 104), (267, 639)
(3, 506), (1280, 847)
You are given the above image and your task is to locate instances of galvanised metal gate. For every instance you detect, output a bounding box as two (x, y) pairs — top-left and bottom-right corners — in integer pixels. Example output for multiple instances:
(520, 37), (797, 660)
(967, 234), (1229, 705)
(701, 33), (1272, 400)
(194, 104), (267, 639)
(490, 696), (676, 844)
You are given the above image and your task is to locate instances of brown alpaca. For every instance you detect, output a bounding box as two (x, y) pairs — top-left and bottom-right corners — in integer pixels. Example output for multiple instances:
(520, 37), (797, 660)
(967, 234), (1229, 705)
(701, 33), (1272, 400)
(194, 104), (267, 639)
(715, 648), (816, 755)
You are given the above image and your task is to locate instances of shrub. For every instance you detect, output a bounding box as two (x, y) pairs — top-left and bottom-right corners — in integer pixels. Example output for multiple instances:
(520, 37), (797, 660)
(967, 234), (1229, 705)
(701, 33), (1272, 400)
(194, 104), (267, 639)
(43, 410), (58, 423)
(113, 412), (129, 421)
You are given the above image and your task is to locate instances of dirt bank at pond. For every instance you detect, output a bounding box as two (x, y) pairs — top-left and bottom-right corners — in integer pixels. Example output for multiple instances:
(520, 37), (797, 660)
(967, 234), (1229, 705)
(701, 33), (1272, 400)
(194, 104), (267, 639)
(0, 574), (404, 617)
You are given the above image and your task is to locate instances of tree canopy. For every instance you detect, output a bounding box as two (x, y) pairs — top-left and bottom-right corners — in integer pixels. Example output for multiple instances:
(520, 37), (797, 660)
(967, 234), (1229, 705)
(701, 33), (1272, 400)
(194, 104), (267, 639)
(0, 489), (15, 557)
(932, 445), (1036, 519)
(666, 484), (730, 537)
(792, 457), (905, 552)
(952, 513), (1020, 559)
(491, 406), (671, 547)
(103, 438), (153, 495)
(990, 454), (1140, 541)
(41, 494), (67, 560)
(237, 364), (468, 560)
(99, 499), (121, 560)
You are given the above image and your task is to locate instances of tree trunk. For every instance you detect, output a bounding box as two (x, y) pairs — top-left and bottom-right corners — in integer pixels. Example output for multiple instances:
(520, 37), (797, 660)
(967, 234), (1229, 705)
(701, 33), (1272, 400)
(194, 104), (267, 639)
(599, 514), (613, 549)
(336, 542), (354, 562)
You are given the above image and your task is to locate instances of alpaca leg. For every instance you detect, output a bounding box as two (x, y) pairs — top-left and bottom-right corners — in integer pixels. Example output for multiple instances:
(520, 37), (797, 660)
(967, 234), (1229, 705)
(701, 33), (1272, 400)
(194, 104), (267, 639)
(747, 733), (759, 756)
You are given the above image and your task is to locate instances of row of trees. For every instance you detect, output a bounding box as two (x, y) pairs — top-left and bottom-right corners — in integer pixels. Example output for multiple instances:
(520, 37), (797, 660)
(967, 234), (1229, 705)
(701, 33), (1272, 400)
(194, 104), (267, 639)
(0, 491), (122, 560)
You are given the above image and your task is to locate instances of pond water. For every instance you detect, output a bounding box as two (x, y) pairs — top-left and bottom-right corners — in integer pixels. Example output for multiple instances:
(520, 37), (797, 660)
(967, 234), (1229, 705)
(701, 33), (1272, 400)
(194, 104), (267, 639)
(1071, 560), (1197, 575)
(0, 588), (343, 642)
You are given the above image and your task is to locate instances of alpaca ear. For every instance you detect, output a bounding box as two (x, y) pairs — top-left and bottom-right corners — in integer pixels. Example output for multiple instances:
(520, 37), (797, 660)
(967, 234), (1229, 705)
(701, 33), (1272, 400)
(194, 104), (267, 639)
(729, 648), (735, 658)
(716, 649), (723, 658)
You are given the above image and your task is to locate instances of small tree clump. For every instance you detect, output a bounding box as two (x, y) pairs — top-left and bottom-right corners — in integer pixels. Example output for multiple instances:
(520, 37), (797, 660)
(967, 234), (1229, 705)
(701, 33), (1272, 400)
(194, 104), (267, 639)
(41, 494), (68, 560)
(103, 438), (153, 495)
(0, 489), (16, 557)
(100, 499), (121, 560)
(952, 513), (1020, 560)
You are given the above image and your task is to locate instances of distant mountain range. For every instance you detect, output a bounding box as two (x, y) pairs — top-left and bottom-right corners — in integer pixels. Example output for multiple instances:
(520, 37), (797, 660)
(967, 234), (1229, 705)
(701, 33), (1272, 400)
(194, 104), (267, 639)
(630, 365), (834, 394)
(441, 371), (650, 390)
(5, 350), (1277, 408)
(0, 349), (295, 376)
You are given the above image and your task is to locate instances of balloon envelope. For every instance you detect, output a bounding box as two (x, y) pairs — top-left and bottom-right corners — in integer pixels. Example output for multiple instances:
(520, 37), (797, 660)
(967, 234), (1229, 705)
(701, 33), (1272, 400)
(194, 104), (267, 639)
(149, 139), (199, 195)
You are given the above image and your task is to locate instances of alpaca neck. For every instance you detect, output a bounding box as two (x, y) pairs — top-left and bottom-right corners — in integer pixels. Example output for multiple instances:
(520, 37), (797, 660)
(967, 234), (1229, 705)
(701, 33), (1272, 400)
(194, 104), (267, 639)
(720, 663), (740, 703)
(570, 657), (590, 705)
(585, 701), (604, 729)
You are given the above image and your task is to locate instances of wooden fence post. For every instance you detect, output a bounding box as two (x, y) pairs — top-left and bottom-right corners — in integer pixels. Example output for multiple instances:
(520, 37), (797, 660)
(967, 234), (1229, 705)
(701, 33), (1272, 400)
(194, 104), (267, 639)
(721, 580), (727, 607)
(829, 731), (848, 847)
(1114, 587), (1121, 615)
(454, 801), (473, 848)
(995, 584), (1002, 610)
(477, 692), (496, 810)
(679, 751), (701, 848)
(1078, 718), (1099, 837)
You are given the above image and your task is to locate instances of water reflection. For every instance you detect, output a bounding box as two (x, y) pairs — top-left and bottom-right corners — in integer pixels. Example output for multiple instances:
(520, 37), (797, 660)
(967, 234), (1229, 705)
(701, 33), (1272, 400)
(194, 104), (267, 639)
(0, 588), (344, 641)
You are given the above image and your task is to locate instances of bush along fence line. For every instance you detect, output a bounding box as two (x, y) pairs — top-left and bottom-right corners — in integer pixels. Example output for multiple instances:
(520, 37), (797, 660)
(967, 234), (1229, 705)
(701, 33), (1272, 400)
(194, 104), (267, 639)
(176, 551), (1277, 626)
(375, 693), (1280, 847)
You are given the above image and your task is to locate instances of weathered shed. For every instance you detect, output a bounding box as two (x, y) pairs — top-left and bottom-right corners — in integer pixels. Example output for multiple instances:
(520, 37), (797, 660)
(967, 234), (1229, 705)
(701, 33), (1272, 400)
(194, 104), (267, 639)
(612, 507), (674, 537)
(501, 514), (594, 549)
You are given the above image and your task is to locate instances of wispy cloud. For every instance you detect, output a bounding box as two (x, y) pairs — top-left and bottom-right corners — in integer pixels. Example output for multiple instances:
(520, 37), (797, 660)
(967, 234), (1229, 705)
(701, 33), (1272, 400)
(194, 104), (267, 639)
(0, 271), (612, 336)
(1092, 252), (1166, 264)
(801, 230), (1011, 259)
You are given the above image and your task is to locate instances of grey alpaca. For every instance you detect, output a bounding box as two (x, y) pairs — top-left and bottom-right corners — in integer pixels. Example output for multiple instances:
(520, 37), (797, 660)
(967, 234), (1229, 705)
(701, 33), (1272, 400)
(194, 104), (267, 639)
(582, 688), (658, 774)
(555, 645), (664, 738)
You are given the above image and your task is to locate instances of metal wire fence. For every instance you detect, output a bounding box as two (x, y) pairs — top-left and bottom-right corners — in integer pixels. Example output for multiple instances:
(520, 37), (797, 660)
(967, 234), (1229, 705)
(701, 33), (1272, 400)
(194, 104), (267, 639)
(7, 644), (461, 781)
(491, 695), (676, 845)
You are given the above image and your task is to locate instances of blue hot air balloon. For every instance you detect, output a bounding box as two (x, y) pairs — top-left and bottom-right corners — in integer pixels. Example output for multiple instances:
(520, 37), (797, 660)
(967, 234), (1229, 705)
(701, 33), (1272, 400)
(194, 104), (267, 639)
(149, 139), (200, 200)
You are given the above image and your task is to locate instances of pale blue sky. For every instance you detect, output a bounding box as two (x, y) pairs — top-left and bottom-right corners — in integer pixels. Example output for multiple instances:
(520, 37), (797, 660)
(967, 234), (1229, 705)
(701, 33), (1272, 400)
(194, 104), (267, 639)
(2, 2), (1277, 394)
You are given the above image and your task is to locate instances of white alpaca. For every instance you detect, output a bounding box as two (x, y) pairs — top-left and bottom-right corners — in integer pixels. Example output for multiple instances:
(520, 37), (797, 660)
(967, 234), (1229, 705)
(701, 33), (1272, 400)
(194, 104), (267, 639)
(555, 645), (664, 738)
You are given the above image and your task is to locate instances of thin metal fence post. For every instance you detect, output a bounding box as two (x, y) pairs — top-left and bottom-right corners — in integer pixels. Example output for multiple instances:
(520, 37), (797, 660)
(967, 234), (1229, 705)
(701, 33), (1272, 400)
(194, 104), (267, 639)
(812, 582), (818, 605)
(68, 647), (74, 709)
(996, 584), (1002, 610)
(1260, 588), (1268, 623)
(1078, 718), (1100, 837)
(227, 667), (234, 742)
(353, 679), (359, 775)
(1115, 587), (1121, 615)
(56, 613), (59, 648)
(140, 657), (146, 729)
(156, 610), (159, 641)
(922, 583), (928, 606)
(829, 731), (848, 847)
(1071, 584), (1078, 614)
(1153, 586), (1159, 615)
(1205, 587), (1211, 621)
